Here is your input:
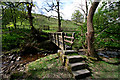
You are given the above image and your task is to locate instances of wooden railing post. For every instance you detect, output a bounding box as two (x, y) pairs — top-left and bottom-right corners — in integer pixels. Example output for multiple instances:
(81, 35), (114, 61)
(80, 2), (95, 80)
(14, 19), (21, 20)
(62, 32), (65, 50)
(55, 33), (56, 43)
(56, 33), (58, 46)
(48, 25), (49, 30)
(57, 33), (59, 47)
(71, 32), (75, 49)
(53, 33), (55, 43)
(49, 33), (52, 41)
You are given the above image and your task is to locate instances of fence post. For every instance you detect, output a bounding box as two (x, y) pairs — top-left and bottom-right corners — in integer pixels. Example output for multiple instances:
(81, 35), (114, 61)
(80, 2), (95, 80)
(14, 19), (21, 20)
(43, 25), (45, 30)
(62, 32), (65, 50)
(56, 33), (59, 46)
(49, 33), (52, 41)
(48, 25), (49, 30)
(71, 32), (75, 49)
(56, 33), (58, 46)
(53, 33), (55, 43)
(55, 33), (56, 43)
(52, 33), (54, 42)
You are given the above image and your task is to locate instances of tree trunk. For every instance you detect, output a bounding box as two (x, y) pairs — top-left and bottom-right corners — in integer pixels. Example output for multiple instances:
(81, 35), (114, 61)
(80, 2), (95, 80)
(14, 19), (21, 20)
(57, 1), (61, 32)
(26, 2), (35, 31)
(13, 8), (17, 29)
(86, 2), (99, 57)
(26, 1), (42, 41)
(85, 0), (88, 21)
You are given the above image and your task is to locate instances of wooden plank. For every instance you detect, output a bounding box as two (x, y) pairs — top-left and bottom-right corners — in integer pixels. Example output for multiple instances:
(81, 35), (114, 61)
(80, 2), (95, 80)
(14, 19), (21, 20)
(78, 49), (88, 52)
(64, 39), (73, 44)
(64, 36), (74, 39)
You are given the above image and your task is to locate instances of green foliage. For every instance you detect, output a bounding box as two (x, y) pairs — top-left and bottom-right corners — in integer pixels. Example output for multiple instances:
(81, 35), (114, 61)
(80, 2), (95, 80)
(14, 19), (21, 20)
(2, 2), (28, 28)
(2, 29), (30, 51)
(73, 22), (87, 50)
(73, 2), (120, 50)
(93, 1), (120, 49)
(71, 10), (84, 23)
(33, 13), (78, 30)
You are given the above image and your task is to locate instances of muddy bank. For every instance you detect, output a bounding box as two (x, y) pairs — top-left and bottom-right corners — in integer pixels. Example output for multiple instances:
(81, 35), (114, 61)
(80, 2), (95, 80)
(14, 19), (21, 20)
(1, 40), (60, 79)
(1, 50), (57, 79)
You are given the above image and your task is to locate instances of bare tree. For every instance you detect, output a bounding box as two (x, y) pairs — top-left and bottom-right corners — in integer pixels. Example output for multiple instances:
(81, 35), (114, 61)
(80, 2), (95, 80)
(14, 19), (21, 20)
(26, 1), (34, 30)
(78, 0), (88, 21)
(56, 0), (61, 31)
(43, 0), (62, 31)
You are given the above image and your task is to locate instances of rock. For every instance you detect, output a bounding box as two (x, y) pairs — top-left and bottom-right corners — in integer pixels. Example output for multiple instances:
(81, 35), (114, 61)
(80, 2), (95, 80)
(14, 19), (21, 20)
(11, 57), (16, 61)
(30, 54), (32, 56)
(16, 57), (21, 61)
(98, 52), (104, 56)
(20, 64), (23, 67)
(37, 52), (40, 54)
(0, 70), (3, 74)
(10, 65), (15, 71)
(23, 65), (26, 68)
(45, 53), (47, 56)
(1, 55), (4, 58)
(9, 55), (14, 59)
(13, 64), (20, 70)
(2, 62), (8, 65)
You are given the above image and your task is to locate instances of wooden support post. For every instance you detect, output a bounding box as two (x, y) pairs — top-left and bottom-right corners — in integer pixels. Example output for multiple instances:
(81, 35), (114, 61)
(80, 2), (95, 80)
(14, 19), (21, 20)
(49, 33), (52, 41)
(71, 32), (75, 49)
(52, 33), (54, 42)
(62, 32), (65, 50)
(43, 25), (45, 30)
(53, 33), (55, 43)
(54, 33), (55, 43)
(57, 33), (59, 47)
(48, 25), (49, 30)
(56, 33), (58, 46)
(55, 33), (56, 43)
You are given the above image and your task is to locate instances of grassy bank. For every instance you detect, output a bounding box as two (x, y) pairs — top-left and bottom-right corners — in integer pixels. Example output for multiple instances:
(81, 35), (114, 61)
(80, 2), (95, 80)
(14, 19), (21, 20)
(89, 58), (119, 78)
(2, 28), (31, 51)
(10, 54), (72, 79)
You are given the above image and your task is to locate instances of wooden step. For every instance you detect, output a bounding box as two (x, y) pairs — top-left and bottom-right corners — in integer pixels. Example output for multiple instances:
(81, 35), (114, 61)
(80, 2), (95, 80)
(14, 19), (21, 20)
(72, 69), (90, 79)
(67, 55), (85, 63)
(63, 50), (78, 55)
(70, 62), (88, 71)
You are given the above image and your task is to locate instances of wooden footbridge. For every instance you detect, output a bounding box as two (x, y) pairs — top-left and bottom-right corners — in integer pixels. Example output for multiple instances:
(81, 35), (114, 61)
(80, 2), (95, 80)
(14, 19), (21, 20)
(49, 32), (91, 79)
(49, 32), (75, 50)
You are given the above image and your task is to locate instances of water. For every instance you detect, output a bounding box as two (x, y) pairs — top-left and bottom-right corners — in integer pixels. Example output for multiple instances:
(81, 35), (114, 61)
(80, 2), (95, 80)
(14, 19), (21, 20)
(98, 50), (120, 58)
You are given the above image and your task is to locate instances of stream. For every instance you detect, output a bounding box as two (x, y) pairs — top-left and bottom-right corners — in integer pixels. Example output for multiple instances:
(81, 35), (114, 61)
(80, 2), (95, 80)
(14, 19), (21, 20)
(78, 50), (120, 58)
(1, 49), (120, 79)
(1, 50), (55, 79)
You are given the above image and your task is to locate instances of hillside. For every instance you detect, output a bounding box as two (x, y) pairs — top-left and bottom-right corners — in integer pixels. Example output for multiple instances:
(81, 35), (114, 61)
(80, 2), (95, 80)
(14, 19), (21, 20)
(32, 13), (79, 31)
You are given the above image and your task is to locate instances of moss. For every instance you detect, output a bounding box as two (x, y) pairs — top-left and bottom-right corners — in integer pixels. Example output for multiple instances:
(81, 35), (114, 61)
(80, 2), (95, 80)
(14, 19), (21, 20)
(67, 53), (79, 56)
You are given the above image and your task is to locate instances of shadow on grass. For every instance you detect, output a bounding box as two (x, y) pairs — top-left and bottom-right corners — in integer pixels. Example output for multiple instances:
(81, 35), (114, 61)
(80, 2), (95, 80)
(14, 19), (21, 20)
(104, 61), (120, 65)
(101, 58), (120, 65)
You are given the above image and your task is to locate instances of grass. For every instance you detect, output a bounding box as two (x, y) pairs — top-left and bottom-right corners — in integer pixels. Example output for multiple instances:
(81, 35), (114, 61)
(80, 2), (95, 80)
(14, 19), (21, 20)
(67, 53), (79, 56)
(26, 54), (72, 79)
(89, 58), (120, 78)
(10, 54), (72, 79)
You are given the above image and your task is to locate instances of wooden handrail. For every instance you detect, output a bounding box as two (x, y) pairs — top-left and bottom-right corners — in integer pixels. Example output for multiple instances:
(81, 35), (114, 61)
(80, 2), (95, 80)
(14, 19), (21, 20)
(64, 40), (73, 44)
(49, 32), (75, 50)
(64, 36), (74, 39)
